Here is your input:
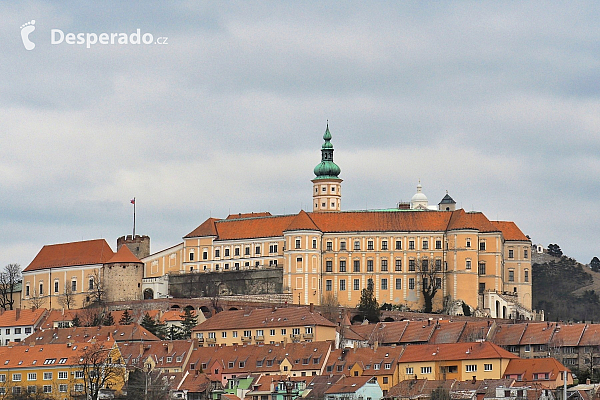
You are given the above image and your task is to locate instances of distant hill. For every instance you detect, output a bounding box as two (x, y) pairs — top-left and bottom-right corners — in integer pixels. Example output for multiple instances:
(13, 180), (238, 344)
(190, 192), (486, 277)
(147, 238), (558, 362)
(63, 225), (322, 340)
(532, 255), (600, 322)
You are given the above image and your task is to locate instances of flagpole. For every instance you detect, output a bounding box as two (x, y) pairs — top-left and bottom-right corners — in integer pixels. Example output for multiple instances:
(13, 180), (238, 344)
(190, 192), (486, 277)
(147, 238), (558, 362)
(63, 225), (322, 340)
(132, 197), (136, 237)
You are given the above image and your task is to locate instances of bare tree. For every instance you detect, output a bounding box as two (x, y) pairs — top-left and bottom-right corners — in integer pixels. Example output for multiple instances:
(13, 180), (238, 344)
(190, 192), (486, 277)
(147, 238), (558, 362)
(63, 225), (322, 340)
(58, 283), (76, 310)
(78, 341), (126, 400)
(0, 264), (21, 310)
(321, 292), (340, 323)
(87, 270), (106, 307)
(28, 288), (44, 310)
(416, 257), (444, 313)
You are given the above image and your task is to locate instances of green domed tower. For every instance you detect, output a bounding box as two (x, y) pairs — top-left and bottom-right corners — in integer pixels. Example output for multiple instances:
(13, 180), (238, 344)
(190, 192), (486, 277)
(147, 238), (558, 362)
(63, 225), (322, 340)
(312, 124), (342, 212)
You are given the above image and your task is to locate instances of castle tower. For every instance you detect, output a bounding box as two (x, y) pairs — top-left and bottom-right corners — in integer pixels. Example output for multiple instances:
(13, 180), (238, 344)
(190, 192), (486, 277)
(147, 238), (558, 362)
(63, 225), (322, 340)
(117, 235), (150, 259)
(312, 124), (342, 212)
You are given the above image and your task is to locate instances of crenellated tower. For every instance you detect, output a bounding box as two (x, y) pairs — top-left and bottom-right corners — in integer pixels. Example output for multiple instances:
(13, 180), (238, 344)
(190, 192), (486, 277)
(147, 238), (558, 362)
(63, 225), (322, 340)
(312, 124), (342, 212)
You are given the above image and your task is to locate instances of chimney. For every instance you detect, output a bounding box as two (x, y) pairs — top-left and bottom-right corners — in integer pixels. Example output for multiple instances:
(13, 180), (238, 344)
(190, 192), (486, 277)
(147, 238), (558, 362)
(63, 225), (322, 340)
(472, 376), (476, 384)
(374, 341), (379, 352)
(167, 342), (173, 354)
(587, 378), (591, 385)
(309, 303), (314, 313)
(139, 343), (144, 357)
(15, 308), (20, 321)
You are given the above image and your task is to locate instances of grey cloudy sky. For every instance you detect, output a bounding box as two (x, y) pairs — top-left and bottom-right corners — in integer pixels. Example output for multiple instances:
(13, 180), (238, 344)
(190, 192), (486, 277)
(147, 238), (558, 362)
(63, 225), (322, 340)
(1, 1), (600, 268)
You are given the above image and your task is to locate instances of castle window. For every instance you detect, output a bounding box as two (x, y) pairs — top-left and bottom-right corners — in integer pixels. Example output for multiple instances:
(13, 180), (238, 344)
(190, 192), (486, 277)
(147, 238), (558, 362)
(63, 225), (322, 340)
(339, 280), (346, 291)
(331, 186), (335, 192)
(340, 241), (346, 250)
(409, 240), (415, 250)
(367, 240), (374, 250)
(422, 240), (428, 250)
(235, 248), (240, 256)
(255, 246), (260, 254)
(354, 279), (360, 290)
(322, 187), (326, 192)
(189, 251), (194, 261)
(381, 259), (388, 272)
(295, 239), (301, 249)
(339, 261), (346, 272)
(245, 247), (250, 255)
(409, 259), (416, 271)
(215, 249), (220, 258)
(396, 278), (402, 290)
(466, 260), (471, 270)
(312, 239), (317, 249)
(422, 259), (429, 272)
(466, 239), (471, 248)
(25, 285), (30, 297)
(381, 240), (388, 250)
(88, 278), (94, 290)
(234, 263), (240, 270)
(480, 241), (486, 251)
(436, 240), (442, 250)
(54, 281), (59, 293)
(326, 241), (332, 251)
(325, 280), (332, 291)
(326, 261), (332, 272)
(366, 260), (373, 272)
(203, 251), (208, 260)
(435, 259), (442, 271)
(395, 240), (402, 250)
(354, 260), (361, 272)
(408, 278), (415, 290)
(395, 259), (402, 271)
(71, 280), (77, 292)
(225, 248), (230, 257)
(435, 278), (442, 288)
(525, 269), (529, 282)
(524, 249), (529, 259)
(225, 263), (229, 270)
(478, 262), (486, 275)
(509, 270), (515, 282)
(381, 279), (388, 290)
(39, 283), (43, 296)
(322, 202), (326, 207)
(354, 241), (360, 251)
(508, 249), (514, 259)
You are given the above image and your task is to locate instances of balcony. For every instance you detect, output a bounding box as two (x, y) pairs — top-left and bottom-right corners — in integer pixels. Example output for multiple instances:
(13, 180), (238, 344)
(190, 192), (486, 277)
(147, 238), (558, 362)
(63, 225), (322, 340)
(290, 334), (302, 341)
(303, 333), (314, 339)
(197, 337), (204, 343)
(255, 335), (265, 341)
(241, 336), (252, 342)
(206, 337), (216, 343)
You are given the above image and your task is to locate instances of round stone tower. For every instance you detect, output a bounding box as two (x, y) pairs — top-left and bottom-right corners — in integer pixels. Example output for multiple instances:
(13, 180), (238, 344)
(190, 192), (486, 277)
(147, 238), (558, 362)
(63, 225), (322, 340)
(312, 124), (342, 212)
(117, 235), (150, 259)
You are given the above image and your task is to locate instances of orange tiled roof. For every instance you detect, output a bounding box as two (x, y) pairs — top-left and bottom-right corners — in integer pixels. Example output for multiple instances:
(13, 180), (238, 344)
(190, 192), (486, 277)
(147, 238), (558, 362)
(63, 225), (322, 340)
(491, 324), (527, 346)
(579, 324), (600, 346)
(430, 321), (468, 344)
(399, 341), (518, 363)
(549, 324), (585, 347)
(160, 310), (196, 323)
(0, 340), (116, 368)
(503, 358), (570, 381)
(519, 323), (557, 345)
(325, 346), (404, 376)
(106, 245), (142, 263)
(226, 212), (272, 220)
(184, 208), (522, 242)
(285, 210), (320, 231)
(325, 376), (376, 394)
(23, 323), (159, 344)
(491, 221), (529, 241)
(400, 321), (437, 343)
(0, 308), (47, 328)
(177, 371), (213, 392)
(119, 339), (195, 369)
(24, 239), (114, 272)
(192, 307), (336, 331)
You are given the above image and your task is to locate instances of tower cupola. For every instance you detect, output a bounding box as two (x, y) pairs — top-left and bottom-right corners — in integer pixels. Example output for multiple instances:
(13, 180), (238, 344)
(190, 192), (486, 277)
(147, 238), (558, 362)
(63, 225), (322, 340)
(312, 124), (342, 212)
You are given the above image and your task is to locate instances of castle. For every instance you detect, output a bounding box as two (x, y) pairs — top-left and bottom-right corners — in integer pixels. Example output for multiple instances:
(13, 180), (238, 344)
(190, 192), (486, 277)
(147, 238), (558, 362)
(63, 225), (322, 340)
(141, 125), (534, 318)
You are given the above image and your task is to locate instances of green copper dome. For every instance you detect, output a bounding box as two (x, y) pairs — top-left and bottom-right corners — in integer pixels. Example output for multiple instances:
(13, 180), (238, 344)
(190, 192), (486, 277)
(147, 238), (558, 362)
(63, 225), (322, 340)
(314, 124), (341, 179)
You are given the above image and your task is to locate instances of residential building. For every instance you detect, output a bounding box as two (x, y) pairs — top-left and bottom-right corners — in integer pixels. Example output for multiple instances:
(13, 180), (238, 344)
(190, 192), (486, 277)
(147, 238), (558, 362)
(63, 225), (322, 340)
(324, 346), (404, 394)
(397, 342), (518, 382)
(119, 340), (195, 374)
(0, 308), (47, 346)
(22, 324), (159, 345)
(141, 125), (532, 316)
(22, 239), (144, 309)
(191, 306), (336, 347)
(503, 358), (572, 389)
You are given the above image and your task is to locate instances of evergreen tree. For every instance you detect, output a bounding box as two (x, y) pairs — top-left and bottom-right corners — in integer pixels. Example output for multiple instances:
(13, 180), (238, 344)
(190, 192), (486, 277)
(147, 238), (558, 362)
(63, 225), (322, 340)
(119, 309), (134, 325)
(72, 314), (81, 327)
(141, 312), (157, 334)
(103, 312), (114, 326)
(180, 308), (198, 339)
(358, 278), (380, 322)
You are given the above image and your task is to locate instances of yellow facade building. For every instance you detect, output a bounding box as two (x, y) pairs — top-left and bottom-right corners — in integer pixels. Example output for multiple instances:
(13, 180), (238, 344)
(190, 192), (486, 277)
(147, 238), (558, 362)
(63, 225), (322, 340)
(142, 125), (533, 317)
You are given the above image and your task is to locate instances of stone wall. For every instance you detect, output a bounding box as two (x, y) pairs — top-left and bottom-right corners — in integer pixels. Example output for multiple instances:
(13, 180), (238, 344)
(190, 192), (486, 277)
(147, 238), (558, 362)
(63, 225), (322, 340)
(168, 268), (283, 298)
(117, 235), (151, 259)
(103, 262), (144, 302)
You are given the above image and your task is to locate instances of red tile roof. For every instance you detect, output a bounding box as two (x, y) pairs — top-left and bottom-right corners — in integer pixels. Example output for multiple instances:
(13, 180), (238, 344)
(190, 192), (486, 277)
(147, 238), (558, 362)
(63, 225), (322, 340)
(192, 307), (336, 331)
(519, 323), (557, 345)
(23, 323), (159, 344)
(447, 210), (500, 233)
(226, 212), (272, 220)
(324, 376), (376, 394)
(285, 210), (320, 231)
(491, 221), (529, 241)
(503, 358), (570, 382)
(24, 239), (114, 272)
(185, 218), (219, 238)
(579, 324), (600, 346)
(325, 346), (404, 377)
(550, 324), (586, 347)
(0, 308), (47, 328)
(492, 324), (527, 346)
(399, 341), (517, 363)
(107, 245), (142, 263)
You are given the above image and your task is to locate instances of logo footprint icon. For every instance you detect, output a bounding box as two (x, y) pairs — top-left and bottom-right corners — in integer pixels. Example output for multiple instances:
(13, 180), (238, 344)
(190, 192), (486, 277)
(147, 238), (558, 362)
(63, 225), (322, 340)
(20, 20), (36, 50)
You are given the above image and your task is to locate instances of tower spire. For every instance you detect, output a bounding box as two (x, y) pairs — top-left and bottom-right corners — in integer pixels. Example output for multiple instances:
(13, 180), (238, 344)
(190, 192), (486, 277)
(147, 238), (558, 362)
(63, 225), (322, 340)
(312, 123), (342, 212)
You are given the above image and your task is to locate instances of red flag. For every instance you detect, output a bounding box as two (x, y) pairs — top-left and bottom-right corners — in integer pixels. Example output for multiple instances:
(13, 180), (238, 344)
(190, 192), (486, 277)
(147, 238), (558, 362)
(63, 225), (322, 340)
(130, 198), (135, 204)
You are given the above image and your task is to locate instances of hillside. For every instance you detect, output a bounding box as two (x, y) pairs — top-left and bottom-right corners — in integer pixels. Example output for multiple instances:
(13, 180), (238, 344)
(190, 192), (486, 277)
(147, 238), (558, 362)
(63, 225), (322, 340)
(532, 256), (600, 322)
